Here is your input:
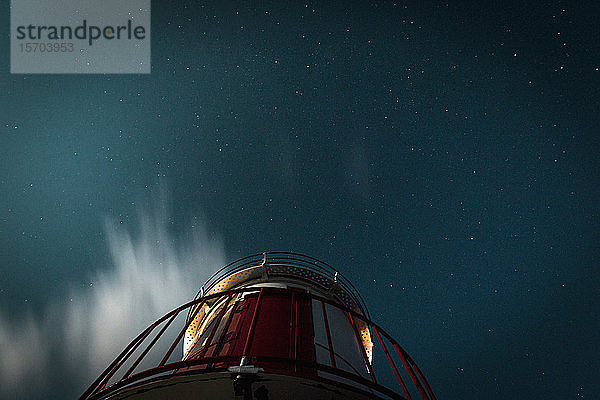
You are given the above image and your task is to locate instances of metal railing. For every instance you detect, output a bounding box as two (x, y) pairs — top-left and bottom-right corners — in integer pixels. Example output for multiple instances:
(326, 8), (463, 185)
(192, 252), (370, 319)
(79, 286), (437, 400)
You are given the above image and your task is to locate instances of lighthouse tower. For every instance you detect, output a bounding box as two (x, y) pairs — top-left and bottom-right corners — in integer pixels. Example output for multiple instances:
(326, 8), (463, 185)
(80, 252), (437, 400)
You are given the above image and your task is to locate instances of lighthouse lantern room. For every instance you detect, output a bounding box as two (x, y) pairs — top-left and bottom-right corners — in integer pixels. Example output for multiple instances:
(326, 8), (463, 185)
(80, 252), (437, 400)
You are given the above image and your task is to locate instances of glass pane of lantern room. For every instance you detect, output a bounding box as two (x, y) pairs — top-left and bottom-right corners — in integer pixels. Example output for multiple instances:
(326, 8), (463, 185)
(321, 302), (370, 379)
(312, 299), (331, 367)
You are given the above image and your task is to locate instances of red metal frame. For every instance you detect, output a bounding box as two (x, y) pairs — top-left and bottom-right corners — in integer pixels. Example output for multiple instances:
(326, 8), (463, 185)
(288, 292), (295, 362)
(79, 286), (436, 400)
(242, 288), (263, 357)
(293, 292), (299, 373)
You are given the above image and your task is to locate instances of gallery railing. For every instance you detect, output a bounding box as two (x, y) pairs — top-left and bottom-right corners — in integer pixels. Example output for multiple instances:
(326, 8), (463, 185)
(79, 286), (437, 400)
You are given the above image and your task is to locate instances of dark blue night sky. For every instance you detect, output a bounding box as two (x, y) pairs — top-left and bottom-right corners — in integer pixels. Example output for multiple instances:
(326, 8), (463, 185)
(1, 1), (599, 399)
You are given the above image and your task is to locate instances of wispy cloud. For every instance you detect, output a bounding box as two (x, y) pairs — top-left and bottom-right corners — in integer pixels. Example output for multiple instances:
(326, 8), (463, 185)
(0, 311), (50, 397)
(0, 207), (224, 399)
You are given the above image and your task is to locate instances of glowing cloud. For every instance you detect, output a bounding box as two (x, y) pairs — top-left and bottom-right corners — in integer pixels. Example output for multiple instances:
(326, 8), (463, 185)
(0, 206), (224, 398)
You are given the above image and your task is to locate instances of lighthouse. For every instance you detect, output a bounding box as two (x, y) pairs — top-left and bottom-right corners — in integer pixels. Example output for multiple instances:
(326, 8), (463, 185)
(80, 252), (437, 400)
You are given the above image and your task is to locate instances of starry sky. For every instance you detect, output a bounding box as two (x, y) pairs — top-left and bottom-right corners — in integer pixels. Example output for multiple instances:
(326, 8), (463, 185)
(1, 1), (599, 399)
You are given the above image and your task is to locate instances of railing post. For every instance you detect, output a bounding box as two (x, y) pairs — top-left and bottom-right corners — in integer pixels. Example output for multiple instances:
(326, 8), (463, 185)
(405, 351), (438, 400)
(160, 299), (206, 366)
(92, 319), (160, 396)
(373, 325), (412, 400)
(123, 310), (179, 380)
(393, 343), (429, 400)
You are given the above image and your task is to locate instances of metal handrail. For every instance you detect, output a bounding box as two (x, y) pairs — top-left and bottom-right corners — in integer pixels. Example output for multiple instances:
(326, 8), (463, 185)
(80, 286), (437, 400)
(190, 252), (370, 320)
